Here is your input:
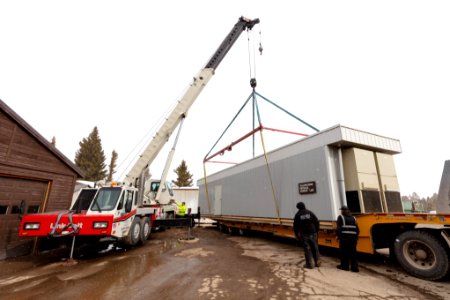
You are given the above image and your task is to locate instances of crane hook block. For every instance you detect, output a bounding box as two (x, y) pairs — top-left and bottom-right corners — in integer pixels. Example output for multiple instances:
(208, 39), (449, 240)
(250, 78), (257, 88)
(259, 43), (263, 55)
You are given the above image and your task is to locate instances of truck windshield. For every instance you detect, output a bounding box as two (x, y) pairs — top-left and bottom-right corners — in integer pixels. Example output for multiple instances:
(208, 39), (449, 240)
(90, 187), (122, 211)
(71, 189), (97, 211)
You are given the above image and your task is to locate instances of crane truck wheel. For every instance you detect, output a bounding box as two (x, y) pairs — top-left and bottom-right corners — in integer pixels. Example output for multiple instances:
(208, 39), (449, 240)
(394, 230), (449, 281)
(125, 217), (142, 246)
(140, 217), (151, 242)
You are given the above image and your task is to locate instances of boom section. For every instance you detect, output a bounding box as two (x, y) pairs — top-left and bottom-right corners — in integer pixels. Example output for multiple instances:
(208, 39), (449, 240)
(124, 16), (259, 186)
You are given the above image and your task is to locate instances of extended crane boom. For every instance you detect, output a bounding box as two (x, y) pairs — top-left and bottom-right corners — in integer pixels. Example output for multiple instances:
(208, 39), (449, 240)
(123, 16), (260, 187)
(19, 16), (260, 251)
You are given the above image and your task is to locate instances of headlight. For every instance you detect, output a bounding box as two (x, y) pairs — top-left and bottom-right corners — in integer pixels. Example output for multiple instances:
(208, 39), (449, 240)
(24, 223), (40, 230)
(93, 222), (108, 229)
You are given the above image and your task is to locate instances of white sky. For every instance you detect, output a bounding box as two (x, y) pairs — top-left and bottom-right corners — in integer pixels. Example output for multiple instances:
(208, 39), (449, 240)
(1, 1), (449, 198)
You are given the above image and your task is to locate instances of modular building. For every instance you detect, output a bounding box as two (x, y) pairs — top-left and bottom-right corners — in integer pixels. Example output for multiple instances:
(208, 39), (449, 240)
(198, 124), (402, 221)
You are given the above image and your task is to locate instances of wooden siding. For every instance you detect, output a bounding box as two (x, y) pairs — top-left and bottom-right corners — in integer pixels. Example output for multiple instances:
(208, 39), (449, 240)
(0, 111), (76, 176)
(0, 102), (81, 259)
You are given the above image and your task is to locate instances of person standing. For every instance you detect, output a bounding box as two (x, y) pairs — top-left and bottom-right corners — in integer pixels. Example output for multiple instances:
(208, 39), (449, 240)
(170, 200), (187, 218)
(336, 205), (360, 272)
(176, 201), (187, 218)
(293, 201), (321, 269)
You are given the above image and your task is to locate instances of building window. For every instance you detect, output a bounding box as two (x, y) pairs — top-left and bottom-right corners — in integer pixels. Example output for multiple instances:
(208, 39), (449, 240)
(11, 205), (21, 214)
(0, 205), (7, 215)
(27, 205), (40, 213)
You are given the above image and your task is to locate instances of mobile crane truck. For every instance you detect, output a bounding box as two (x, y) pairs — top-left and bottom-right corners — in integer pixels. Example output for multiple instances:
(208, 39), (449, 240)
(18, 16), (260, 248)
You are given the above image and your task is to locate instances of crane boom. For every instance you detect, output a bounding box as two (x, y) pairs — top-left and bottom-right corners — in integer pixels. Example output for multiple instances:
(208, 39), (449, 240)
(123, 16), (260, 186)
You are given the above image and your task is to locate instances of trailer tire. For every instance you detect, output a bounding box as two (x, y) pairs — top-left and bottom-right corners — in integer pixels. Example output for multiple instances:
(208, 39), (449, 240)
(218, 223), (227, 233)
(228, 227), (238, 235)
(394, 230), (449, 281)
(125, 217), (141, 246)
(140, 217), (151, 242)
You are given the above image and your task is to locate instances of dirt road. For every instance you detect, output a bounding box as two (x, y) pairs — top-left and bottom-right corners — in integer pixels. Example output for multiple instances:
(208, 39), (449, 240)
(0, 226), (449, 300)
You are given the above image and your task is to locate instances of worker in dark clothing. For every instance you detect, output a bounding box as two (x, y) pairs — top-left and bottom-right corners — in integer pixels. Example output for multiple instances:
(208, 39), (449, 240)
(293, 201), (321, 269)
(336, 205), (360, 272)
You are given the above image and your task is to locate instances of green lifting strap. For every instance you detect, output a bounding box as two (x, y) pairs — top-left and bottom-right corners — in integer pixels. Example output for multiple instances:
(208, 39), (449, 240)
(205, 90), (319, 161)
(254, 91), (319, 132)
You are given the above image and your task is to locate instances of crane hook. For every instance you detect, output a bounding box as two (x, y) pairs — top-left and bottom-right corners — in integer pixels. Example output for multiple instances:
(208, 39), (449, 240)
(259, 43), (263, 55)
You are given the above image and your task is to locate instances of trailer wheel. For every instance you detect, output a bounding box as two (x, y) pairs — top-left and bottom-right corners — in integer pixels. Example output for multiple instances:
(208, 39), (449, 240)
(125, 217), (141, 246)
(394, 230), (449, 280)
(218, 223), (227, 233)
(227, 227), (239, 235)
(140, 217), (151, 242)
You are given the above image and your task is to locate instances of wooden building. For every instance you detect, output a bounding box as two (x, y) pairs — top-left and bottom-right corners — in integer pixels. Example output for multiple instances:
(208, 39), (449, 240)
(0, 99), (83, 259)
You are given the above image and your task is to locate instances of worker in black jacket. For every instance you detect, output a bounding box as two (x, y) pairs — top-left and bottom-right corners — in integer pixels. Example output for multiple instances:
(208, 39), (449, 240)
(336, 205), (360, 272)
(293, 201), (321, 269)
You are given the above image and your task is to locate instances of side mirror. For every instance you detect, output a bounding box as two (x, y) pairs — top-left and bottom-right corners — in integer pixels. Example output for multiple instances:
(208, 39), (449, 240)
(19, 200), (26, 220)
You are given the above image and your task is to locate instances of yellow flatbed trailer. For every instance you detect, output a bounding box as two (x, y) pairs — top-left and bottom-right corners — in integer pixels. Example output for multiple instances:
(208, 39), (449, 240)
(208, 213), (450, 280)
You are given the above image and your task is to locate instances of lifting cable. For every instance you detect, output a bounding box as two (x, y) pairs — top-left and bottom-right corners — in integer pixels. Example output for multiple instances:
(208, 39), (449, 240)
(254, 97), (282, 224)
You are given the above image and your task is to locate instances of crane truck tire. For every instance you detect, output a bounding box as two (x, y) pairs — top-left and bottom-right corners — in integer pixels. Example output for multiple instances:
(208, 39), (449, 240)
(140, 217), (151, 242)
(124, 217), (141, 246)
(394, 230), (449, 280)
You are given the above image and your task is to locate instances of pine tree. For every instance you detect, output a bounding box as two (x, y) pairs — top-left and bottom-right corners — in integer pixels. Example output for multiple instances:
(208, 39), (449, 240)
(74, 126), (107, 181)
(172, 160), (193, 187)
(107, 150), (118, 182)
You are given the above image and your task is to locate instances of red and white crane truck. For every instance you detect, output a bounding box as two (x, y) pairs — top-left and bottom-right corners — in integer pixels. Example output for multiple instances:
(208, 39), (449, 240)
(18, 16), (260, 247)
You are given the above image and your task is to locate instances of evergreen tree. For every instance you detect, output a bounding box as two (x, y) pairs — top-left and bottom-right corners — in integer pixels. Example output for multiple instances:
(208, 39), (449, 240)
(172, 160), (193, 187)
(107, 150), (118, 182)
(74, 126), (107, 181)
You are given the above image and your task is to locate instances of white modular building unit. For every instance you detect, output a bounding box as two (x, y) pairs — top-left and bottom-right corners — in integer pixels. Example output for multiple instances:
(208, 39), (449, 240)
(172, 187), (199, 214)
(198, 124), (402, 222)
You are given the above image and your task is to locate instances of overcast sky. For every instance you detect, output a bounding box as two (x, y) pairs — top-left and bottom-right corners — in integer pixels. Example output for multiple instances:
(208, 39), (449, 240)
(1, 1), (449, 197)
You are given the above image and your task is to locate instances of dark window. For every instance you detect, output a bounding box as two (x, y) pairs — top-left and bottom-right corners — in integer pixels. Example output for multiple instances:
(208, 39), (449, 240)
(27, 205), (40, 213)
(133, 191), (137, 205)
(11, 205), (21, 214)
(91, 187), (122, 211)
(117, 193), (125, 210)
(362, 190), (383, 212)
(385, 191), (403, 212)
(345, 191), (361, 213)
(71, 189), (98, 211)
(0, 205), (7, 214)
(151, 182), (160, 192)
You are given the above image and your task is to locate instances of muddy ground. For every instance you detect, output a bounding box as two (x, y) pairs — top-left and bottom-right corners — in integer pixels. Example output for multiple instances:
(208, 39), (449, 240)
(0, 225), (449, 300)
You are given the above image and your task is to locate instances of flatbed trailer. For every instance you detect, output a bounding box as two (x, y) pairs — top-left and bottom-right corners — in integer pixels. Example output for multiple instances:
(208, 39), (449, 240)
(207, 213), (450, 255)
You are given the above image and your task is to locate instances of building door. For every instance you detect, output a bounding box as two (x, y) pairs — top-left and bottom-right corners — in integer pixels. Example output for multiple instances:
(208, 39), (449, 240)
(214, 185), (222, 215)
(0, 176), (48, 259)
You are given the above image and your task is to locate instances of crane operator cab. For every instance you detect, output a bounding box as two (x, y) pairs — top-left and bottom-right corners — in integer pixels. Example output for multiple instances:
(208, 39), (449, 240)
(144, 180), (174, 205)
